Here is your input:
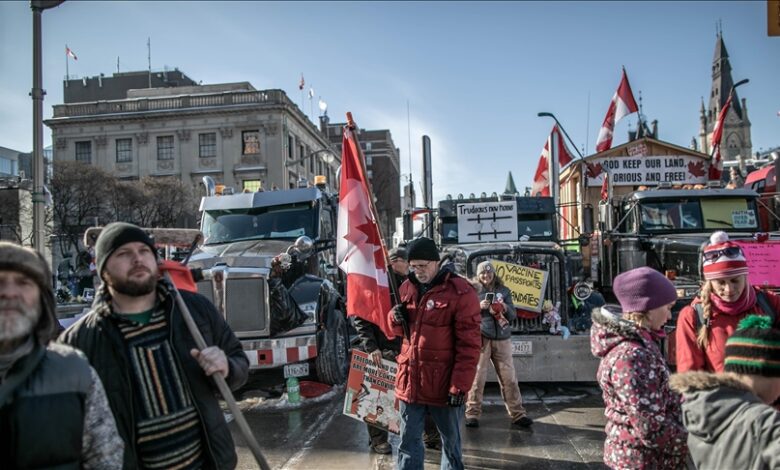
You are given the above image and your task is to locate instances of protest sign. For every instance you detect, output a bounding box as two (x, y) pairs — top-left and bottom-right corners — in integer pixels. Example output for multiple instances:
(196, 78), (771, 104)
(343, 350), (400, 434)
(491, 259), (548, 313)
(735, 240), (780, 288)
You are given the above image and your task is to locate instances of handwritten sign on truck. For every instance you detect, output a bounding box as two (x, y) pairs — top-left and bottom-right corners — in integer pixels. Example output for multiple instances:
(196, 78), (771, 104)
(491, 259), (548, 313)
(456, 201), (518, 243)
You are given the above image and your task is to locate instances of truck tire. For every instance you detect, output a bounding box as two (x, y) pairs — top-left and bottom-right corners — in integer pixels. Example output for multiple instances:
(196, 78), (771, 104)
(314, 309), (350, 385)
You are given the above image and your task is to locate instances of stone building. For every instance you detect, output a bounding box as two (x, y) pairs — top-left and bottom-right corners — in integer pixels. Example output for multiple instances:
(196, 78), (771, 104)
(698, 31), (752, 162)
(45, 72), (339, 194)
(320, 114), (401, 243)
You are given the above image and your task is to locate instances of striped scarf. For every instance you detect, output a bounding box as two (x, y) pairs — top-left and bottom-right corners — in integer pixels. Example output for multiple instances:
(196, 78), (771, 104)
(116, 307), (205, 470)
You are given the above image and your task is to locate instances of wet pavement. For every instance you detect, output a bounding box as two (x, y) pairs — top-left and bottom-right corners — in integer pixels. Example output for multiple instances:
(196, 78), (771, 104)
(229, 382), (607, 469)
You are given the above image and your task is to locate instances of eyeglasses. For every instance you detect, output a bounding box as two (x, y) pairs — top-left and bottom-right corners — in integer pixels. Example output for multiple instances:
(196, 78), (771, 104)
(409, 262), (432, 270)
(703, 246), (743, 261)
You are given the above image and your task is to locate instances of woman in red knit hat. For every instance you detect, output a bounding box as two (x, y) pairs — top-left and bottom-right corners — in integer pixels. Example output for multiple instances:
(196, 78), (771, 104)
(676, 231), (780, 372)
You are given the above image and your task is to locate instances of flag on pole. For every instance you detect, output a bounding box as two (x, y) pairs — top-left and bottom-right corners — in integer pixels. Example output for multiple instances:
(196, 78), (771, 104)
(308, 87), (315, 99)
(336, 126), (394, 339)
(318, 98), (328, 112)
(530, 125), (575, 197)
(600, 173), (609, 202)
(298, 74), (305, 90)
(708, 92), (733, 181)
(595, 69), (638, 152)
(66, 46), (78, 60)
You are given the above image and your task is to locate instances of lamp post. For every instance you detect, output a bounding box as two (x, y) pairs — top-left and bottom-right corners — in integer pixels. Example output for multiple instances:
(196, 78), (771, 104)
(284, 148), (338, 188)
(537, 112), (584, 160)
(30, 0), (64, 252)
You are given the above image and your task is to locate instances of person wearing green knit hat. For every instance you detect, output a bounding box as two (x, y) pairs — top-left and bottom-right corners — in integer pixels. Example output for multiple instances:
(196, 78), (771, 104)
(670, 314), (780, 470)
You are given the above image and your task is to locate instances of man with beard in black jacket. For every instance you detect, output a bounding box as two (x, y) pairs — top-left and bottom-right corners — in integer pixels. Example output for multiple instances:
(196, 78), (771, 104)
(60, 222), (248, 469)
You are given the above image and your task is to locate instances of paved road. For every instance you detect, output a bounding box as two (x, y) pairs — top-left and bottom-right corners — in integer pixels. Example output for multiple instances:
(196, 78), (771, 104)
(229, 382), (607, 469)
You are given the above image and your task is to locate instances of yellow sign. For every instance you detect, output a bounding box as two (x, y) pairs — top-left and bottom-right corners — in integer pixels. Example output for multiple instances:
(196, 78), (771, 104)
(491, 259), (549, 313)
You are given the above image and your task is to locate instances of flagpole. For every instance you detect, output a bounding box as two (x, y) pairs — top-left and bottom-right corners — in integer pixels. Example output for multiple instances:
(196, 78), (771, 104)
(65, 44), (69, 83)
(345, 112), (399, 299)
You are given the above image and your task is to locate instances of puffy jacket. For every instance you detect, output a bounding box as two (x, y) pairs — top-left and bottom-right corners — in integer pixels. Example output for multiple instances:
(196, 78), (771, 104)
(591, 306), (687, 469)
(59, 281), (249, 470)
(475, 283), (515, 340)
(669, 371), (780, 470)
(676, 287), (780, 373)
(388, 264), (481, 406)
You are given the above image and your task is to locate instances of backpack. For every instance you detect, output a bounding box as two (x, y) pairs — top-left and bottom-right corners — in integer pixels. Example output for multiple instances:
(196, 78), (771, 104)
(693, 289), (776, 330)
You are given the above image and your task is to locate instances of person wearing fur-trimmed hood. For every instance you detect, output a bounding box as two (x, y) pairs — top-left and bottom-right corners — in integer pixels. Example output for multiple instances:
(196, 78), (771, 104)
(591, 267), (688, 469)
(670, 315), (780, 470)
(676, 231), (780, 373)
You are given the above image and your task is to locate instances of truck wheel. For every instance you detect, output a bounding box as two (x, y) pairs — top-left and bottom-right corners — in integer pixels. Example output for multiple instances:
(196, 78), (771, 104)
(315, 309), (350, 385)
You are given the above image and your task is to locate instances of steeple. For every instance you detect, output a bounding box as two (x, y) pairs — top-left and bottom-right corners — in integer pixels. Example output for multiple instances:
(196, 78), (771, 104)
(504, 171), (518, 196)
(710, 30), (742, 119)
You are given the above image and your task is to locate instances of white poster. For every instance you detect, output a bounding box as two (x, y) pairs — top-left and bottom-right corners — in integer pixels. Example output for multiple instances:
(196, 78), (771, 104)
(456, 201), (518, 243)
(584, 155), (709, 187)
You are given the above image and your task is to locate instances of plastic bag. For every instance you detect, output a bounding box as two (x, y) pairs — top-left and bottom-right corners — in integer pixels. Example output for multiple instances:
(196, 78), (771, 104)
(268, 277), (308, 335)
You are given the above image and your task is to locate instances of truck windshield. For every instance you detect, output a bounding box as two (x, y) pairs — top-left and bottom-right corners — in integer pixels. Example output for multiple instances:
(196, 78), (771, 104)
(639, 198), (758, 232)
(202, 203), (318, 244)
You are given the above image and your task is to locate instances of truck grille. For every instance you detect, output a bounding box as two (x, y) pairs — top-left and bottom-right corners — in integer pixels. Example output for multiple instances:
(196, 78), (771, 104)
(197, 276), (268, 336)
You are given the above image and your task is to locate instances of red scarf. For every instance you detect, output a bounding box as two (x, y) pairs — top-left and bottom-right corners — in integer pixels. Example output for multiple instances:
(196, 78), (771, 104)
(710, 283), (756, 316)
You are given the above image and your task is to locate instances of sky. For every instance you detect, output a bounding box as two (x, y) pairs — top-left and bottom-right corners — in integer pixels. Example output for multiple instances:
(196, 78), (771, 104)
(1, 1), (779, 202)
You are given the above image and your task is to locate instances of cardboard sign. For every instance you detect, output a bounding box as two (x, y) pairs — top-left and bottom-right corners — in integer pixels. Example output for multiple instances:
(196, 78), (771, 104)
(456, 201), (518, 243)
(491, 259), (549, 313)
(584, 155), (708, 187)
(343, 350), (400, 434)
(734, 241), (780, 288)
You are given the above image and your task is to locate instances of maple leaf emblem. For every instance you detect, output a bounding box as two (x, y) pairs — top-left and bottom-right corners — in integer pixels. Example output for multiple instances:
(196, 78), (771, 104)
(586, 162), (604, 179)
(688, 160), (705, 178)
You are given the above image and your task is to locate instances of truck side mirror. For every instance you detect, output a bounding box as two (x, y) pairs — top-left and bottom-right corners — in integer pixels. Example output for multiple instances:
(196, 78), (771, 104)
(582, 205), (594, 235)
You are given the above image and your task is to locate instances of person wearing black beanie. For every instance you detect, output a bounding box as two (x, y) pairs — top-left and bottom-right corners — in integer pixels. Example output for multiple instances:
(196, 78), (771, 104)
(670, 315), (780, 470)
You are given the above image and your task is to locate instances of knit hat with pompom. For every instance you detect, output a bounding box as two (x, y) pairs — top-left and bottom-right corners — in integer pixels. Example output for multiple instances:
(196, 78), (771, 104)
(724, 315), (780, 377)
(702, 231), (749, 280)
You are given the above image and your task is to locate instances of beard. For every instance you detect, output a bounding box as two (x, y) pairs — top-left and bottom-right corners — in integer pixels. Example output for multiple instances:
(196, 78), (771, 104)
(106, 268), (158, 297)
(0, 299), (40, 342)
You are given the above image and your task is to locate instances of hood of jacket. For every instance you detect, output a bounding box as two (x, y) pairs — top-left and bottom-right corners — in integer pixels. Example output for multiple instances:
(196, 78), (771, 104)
(669, 371), (758, 443)
(590, 305), (649, 358)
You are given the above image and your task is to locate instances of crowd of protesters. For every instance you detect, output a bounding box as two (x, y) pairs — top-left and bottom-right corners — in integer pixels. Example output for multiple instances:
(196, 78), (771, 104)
(3, 225), (779, 470)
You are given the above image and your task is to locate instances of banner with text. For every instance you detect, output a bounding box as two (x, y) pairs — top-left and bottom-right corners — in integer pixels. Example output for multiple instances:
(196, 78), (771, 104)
(343, 350), (400, 434)
(491, 259), (549, 313)
(584, 155), (709, 187)
(457, 201), (518, 243)
(734, 241), (780, 288)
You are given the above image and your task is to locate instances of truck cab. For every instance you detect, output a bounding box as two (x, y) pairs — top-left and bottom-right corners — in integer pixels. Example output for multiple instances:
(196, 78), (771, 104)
(187, 178), (349, 384)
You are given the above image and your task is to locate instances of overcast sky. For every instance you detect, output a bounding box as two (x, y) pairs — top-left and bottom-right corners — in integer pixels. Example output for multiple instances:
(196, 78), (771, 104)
(1, 1), (778, 201)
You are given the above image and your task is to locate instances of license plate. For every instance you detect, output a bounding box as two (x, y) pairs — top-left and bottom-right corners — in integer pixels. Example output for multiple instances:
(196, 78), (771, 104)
(284, 362), (309, 378)
(512, 340), (533, 356)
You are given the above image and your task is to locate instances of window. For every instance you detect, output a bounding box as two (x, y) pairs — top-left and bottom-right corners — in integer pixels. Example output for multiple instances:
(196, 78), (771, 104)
(299, 144), (305, 166)
(243, 180), (262, 192)
(75, 141), (91, 163)
(367, 170), (373, 179)
(287, 135), (294, 160)
(242, 130), (260, 155)
(199, 133), (216, 158)
(157, 136), (174, 160)
(366, 155), (373, 166)
(309, 152), (315, 172)
(115, 138), (132, 163)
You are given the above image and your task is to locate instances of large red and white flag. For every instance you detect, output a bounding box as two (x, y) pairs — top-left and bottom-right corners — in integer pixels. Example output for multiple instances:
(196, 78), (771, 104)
(709, 92), (733, 181)
(336, 126), (394, 339)
(595, 69), (638, 152)
(66, 46), (78, 60)
(531, 125), (574, 196)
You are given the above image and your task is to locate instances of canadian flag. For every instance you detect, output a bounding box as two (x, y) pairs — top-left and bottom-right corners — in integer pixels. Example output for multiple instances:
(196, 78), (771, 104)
(708, 92), (733, 181)
(66, 46), (78, 60)
(531, 125), (574, 197)
(600, 173), (609, 202)
(336, 126), (394, 339)
(595, 69), (638, 152)
(298, 74), (305, 91)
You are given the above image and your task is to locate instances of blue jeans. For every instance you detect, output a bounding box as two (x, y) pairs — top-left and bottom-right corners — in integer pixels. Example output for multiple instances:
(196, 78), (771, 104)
(397, 401), (464, 470)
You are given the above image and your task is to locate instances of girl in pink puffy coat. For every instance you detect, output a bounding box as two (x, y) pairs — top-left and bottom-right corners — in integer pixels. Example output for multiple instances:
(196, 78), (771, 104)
(590, 267), (688, 469)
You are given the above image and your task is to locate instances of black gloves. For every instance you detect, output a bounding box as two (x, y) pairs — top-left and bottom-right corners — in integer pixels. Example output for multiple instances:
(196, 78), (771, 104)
(391, 303), (408, 325)
(447, 389), (466, 407)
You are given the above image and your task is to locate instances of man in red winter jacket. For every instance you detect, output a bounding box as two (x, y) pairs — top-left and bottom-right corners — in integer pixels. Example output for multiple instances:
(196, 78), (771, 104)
(388, 237), (481, 470)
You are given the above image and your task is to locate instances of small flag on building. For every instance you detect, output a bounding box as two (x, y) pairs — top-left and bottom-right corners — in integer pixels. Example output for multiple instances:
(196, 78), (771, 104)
(308, 87), (315, 99)
(298, 74), (305, 90)
(66, 46), (78, 60)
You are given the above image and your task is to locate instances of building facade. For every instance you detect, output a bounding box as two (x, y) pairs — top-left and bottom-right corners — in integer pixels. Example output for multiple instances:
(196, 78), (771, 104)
(46, 75), (339, 195)
(698, 32), (752, 162)
(321, 114), (401, 243)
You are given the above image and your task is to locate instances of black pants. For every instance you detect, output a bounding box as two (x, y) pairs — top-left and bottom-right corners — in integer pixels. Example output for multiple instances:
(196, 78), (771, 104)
(367, 413), (440, 445)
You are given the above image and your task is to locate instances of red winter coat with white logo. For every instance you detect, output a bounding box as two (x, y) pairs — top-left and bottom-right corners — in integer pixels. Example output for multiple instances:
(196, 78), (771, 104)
(591, 306), (688, 470)
(388, 264), (481, 407)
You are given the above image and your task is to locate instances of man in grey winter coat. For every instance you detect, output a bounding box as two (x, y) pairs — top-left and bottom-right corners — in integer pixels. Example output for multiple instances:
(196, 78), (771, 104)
(670, 314), (780, 470)
(0, 242), (122, 468)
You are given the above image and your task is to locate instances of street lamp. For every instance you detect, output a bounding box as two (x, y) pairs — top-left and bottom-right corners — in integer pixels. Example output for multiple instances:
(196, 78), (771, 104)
(30, 0), (64, 253)
(537, 112), (584, 160)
